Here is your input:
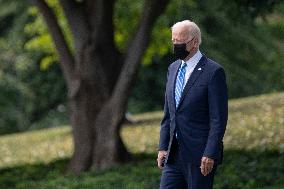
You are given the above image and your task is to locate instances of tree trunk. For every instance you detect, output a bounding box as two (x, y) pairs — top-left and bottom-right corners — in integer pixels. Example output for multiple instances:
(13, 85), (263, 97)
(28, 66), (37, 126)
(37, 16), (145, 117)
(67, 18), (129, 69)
(92, 101), (132, 170)
(66, 95), (132, 174)
(31, 0), (170, 175)
(65, 80), (132, 174)
(64, 40), (131, 173)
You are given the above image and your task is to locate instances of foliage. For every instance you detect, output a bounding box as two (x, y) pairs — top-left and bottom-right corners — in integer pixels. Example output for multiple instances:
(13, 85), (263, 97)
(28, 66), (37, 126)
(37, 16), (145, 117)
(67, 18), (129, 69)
(128, 0), (284, 113)
(1, 0), (284, 132)
(0, 92), (283, 188)
(127, 55), (173, 113)
(24, 0), (73, 70)
(0, 0), (67, 134)
(198, 0), (284, 98)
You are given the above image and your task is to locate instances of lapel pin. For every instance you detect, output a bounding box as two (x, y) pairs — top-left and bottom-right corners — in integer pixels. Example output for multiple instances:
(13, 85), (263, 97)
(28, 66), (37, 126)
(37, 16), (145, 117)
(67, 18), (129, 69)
(198, 68), (202, 71)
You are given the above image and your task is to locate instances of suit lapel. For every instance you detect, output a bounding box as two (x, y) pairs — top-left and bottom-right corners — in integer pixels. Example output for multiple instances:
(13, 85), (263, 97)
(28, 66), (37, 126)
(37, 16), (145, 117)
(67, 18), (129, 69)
(176, 55), (206, 111)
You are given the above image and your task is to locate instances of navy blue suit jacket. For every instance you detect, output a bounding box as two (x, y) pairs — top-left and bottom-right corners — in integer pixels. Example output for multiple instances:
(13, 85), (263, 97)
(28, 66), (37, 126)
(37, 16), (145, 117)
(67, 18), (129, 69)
(158, 54), (228, 166)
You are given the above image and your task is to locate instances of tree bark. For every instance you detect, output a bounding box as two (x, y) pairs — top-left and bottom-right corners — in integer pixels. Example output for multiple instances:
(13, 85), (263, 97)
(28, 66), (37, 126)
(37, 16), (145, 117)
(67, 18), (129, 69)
(30, 0), (170, 174)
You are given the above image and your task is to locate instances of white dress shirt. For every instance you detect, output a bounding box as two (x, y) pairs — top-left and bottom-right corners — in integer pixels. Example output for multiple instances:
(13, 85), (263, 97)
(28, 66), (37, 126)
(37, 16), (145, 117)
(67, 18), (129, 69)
(181, 50), (203, 89)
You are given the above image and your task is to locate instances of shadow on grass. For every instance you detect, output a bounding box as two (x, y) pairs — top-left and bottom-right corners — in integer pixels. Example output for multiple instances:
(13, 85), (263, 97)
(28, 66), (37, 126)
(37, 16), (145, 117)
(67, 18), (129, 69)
(0, 149), (283, 189)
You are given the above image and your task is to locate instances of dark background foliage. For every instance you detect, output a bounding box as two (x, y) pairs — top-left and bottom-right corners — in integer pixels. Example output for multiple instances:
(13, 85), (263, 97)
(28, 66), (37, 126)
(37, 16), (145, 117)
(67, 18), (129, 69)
(0, 0), (283, 132)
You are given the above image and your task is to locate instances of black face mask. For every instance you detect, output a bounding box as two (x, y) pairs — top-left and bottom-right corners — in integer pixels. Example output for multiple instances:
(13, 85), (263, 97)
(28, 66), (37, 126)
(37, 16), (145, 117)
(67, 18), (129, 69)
(173, 43), (190, 60)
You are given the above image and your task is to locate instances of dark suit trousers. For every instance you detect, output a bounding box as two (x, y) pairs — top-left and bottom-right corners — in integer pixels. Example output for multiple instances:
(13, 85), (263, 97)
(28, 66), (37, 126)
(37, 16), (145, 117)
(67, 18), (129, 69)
(159, 136), (218, 189)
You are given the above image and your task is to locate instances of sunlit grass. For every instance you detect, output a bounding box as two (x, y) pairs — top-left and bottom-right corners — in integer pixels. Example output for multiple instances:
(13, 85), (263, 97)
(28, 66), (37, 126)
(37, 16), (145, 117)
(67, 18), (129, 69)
(0, 92), (283, 169)
(0, 126), (73, 168)
(0, 92), (283, 189)
(122, 92), (284, 153)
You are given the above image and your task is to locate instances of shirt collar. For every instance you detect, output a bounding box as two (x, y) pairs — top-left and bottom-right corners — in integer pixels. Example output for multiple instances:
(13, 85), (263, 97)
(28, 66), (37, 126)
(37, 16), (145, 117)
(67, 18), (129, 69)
(182, 50), (202, 68)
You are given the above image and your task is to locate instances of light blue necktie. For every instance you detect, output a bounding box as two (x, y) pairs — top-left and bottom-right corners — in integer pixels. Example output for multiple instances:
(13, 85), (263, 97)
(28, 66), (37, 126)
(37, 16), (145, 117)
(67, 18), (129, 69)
(175, 62), (187, 108)
(174, 62), (187, 139)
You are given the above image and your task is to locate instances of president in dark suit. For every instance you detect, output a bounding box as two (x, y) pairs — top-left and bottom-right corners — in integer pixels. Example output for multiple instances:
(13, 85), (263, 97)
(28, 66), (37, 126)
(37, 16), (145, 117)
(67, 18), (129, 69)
(157, 20), (228, 189)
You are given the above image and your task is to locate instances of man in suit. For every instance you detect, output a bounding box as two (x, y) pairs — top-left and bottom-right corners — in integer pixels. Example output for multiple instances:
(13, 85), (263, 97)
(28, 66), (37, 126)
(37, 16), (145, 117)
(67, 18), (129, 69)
(157, 20), (228, 189)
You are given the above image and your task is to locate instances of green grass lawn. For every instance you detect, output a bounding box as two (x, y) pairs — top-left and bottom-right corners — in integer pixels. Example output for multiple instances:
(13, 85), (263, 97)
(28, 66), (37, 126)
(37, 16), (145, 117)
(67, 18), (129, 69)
(0, 92), (283, 189)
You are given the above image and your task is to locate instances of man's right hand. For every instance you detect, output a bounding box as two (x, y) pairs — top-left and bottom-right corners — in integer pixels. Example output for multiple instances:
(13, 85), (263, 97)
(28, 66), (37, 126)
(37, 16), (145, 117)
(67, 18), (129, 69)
(157, 150), (167, 169)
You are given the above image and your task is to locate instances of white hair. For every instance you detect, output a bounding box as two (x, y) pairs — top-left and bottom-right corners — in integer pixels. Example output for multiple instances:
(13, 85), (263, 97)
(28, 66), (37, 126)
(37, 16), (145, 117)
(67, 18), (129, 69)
(171, 20), (202, 45)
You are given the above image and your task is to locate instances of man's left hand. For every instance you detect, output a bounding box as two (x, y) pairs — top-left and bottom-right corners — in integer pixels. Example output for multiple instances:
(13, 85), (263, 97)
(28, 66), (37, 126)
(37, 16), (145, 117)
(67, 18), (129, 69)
(200, 156), (214, 176)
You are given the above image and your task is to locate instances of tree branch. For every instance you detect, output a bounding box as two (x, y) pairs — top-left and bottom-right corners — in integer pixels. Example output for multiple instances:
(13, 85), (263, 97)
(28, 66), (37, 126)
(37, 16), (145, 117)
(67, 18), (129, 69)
(83, 0), (122, 92)
(59, 0), (90, 55)
(61, 0), (121, 94)
(110, 0), (170, 119)
(86, 0), (118, 53)
(30, 0), (75, 89)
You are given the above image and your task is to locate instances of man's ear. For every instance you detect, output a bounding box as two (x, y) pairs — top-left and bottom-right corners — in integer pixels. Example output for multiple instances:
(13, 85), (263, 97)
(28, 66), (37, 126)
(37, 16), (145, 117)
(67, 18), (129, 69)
(193, 38), (199, 48)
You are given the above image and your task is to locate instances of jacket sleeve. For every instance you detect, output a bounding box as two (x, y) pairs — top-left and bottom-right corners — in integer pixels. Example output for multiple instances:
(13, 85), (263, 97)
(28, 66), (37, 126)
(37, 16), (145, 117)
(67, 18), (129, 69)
(203, 67), (228, 159)
(158, 68), (171, 151)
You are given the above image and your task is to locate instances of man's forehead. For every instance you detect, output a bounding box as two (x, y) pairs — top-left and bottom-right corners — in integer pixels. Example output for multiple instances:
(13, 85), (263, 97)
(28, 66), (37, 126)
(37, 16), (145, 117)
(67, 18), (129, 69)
(172, 27), (189, 36)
